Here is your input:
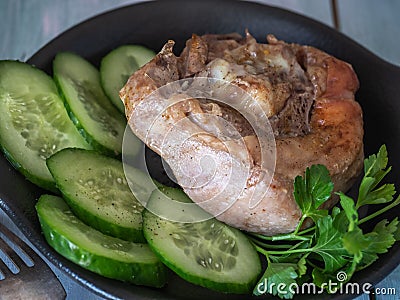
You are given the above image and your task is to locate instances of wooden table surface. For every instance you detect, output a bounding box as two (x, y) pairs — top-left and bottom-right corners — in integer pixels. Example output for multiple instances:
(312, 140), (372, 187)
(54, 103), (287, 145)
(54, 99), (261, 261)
(0, 1), (399, 299)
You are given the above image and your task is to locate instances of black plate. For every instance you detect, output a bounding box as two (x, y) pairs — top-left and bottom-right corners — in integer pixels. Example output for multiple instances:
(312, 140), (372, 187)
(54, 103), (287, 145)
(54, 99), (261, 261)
(1, 0), (400, 299)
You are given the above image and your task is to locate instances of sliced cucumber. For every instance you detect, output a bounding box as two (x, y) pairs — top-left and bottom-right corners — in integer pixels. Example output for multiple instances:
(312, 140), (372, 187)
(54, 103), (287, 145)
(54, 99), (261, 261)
(36, 194), (167, 287)
(0, 60), (90, 191)
(53, 52), (126, 155)
(100, 45), (155, 113)
(47, 148), (152, 242)
(143, 186), (262, 294)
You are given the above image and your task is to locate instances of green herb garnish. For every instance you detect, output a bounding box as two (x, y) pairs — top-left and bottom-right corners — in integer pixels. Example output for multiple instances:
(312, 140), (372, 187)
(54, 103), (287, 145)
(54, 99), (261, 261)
(250, 145), (400, 298)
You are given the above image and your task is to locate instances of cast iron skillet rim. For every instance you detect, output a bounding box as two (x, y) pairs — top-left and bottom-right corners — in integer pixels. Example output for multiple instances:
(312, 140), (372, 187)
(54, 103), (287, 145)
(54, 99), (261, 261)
(0, 1), (397, 299)
(28, 0), (400, 70)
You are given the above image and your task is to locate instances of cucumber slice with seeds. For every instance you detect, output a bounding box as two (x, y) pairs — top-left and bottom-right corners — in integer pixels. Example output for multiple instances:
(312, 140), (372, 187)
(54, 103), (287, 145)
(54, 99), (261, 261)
(36, 194), (167, 287)
(100, 45), (155, 113)
(0, 60), (90, 191)
(53, 52), (126, 155)
(143, 186), (262, 294)
(47, 148), (150, 242)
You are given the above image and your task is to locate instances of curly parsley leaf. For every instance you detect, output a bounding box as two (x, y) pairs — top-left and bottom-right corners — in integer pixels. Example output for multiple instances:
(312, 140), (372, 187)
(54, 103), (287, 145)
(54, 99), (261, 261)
(313, 226), (365, 291)
(311, 268), (332, 288)
(365, 183), (395, 204)
(293, 164), (333, 226)
(253, 263), (298, 299)
(364, 144), (388, 179)
(358, 181), (395, 207)
(313, 215), (349, 272)
(395, 225), (400, 241)
(338, 192), (358, 231)
(357, 145), (395, 208)
(342, 227), (370, 255)
(297, 255), (308, 277)
(308, 165), (335, 207)
(341, 217), (371, 278)
(249, 145), (400, 299)
(331, 207), (350, 233)
(358, 218), (399, 269)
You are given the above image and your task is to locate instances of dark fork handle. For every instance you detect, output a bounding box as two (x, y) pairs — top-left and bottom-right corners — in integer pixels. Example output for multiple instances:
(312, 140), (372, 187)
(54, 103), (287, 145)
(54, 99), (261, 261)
(0, 223), (66, 300)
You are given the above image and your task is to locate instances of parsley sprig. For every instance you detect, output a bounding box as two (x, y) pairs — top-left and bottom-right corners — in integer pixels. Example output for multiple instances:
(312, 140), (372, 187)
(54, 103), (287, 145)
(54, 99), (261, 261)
(250, 145), (400, 299)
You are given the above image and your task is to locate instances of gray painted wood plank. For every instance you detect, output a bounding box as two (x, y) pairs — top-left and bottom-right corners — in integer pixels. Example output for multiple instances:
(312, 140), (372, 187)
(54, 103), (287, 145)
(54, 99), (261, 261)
(254, 0), (334, 26)
(0, 0), (141, 60)
(337, 0), (400, 65)
(0, 0), (333, 61)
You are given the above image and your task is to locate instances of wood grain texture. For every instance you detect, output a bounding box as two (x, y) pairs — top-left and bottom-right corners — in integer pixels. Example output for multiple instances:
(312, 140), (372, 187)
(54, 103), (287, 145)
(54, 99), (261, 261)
(253, 0), (334, 26)
(337, 0), (400, 66)
(0, 0), (140, 60)
(0, 0), (333, 61)
(0, 1), (398, 300)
